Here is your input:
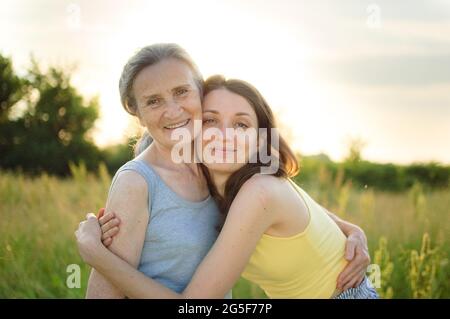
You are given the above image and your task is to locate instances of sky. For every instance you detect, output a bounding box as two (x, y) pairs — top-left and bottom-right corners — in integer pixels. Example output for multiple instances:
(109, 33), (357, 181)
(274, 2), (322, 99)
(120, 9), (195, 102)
(1, 0), (449, 164)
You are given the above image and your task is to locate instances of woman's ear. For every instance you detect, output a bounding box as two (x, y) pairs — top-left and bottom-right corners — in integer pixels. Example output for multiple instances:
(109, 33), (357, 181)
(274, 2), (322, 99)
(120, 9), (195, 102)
(127, 100), (145, 127)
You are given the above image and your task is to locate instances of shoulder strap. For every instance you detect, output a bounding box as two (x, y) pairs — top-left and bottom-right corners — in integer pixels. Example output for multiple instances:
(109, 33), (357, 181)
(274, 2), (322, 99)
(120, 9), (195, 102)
(108, 160), (158, 212)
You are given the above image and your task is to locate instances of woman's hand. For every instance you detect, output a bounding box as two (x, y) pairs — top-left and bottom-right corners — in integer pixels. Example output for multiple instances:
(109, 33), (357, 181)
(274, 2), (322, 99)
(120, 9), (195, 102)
(75, 213), (104, 267)
(337, 225), (371, 291)
(98, 211), (121, 247)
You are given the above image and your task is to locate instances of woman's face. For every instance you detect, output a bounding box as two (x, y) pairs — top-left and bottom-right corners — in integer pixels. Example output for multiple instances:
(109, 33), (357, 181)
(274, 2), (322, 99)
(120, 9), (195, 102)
(132, 58), (202, 149)
(201, 88), (259, 175)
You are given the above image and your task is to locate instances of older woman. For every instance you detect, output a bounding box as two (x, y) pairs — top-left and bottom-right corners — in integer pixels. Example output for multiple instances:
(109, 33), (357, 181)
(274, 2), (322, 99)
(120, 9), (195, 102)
(82, 43), (370, 298)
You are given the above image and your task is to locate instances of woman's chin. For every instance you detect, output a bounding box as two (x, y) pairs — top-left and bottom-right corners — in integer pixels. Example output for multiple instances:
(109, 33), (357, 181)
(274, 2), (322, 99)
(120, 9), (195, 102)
(204, 162), (246, 175)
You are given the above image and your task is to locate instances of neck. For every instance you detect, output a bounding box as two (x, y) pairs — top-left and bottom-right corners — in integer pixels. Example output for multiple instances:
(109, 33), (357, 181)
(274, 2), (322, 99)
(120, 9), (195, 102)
(210, 171), (232, 197)
(146, 142), (199, 174)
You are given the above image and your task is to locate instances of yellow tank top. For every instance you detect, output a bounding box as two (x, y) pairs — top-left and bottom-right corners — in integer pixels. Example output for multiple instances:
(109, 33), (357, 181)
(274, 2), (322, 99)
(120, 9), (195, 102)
(241, 180), (348, 298)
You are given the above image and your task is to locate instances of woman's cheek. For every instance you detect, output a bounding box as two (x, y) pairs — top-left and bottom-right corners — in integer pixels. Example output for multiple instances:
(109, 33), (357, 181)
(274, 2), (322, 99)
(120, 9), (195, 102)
(187, 95), (202, 118)
(241, 135), (258, 162)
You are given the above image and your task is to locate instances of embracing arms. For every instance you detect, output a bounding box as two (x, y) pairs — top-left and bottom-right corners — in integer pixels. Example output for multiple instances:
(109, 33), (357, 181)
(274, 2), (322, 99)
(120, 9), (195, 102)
(83, 171), (149, 298)
(77, 175), (370, 298)
(77, 175), (276, 298)
(323, 208), (370, 290)
(98, 197), (371, 292)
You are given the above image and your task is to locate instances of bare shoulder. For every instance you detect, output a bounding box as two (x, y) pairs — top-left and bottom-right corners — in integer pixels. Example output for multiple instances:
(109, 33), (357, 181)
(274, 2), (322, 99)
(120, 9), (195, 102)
(237, 174), (283, 207)
(107, 170), (149, 214)
(110, 170), (148, 197)
(105, 170), (149, 264)
(241, 173), (281, 192)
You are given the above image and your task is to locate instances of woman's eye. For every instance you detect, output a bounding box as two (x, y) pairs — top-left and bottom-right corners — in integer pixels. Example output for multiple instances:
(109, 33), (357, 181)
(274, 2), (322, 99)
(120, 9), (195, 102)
(147, 98), (160, 107)
(235, 122), (249, 129)
(203, 118), (216, 125)
(176, 88), (188, 96)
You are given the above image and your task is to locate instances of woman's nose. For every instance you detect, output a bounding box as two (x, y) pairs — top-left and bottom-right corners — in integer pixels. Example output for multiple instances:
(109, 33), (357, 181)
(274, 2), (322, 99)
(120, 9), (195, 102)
(218, 123), (234, 142)
(165, 99), (183, 118)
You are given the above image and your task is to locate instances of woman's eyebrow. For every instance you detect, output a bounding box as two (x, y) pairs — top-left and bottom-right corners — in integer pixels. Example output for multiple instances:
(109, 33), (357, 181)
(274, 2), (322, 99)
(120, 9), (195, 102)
(171, 84), (191, 91)
(142, 93), (161, 100)
(235, 112), (252, 117)
(203, 110), (252, 118)
(142, 84), (191, 99)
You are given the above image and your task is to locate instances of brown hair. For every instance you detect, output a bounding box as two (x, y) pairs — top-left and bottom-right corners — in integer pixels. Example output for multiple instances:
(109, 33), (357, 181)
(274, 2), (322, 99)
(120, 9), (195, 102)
(200, 75), (299, 226)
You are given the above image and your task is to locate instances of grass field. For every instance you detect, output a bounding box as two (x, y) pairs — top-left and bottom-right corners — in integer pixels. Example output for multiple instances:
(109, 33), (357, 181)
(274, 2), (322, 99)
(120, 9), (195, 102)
(0, 163), (448, 298)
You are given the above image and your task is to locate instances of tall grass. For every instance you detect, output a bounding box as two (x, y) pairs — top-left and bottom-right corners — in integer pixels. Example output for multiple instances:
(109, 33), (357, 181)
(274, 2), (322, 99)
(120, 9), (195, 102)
(0, 163), (448, 298)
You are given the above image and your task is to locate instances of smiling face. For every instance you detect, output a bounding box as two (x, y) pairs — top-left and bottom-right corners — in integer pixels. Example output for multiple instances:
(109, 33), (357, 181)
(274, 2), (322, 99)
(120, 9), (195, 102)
(132, 58), (202, 149)
(201, 88), (259, 174)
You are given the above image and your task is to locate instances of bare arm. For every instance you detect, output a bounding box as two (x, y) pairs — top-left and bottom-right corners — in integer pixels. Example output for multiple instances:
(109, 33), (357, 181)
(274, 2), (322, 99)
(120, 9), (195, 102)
(84, 171), (149, 298)
(86, 178), (370, 295)
(321, 206), (370, 290)
(77, 175), (276, 299)
(324, 208), (364, 237)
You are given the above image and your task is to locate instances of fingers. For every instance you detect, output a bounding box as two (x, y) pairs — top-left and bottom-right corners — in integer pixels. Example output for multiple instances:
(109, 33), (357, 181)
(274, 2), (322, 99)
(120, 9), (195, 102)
(99, 212), (117, 226)
(345, 238), (357, 261)
(97, 207), (105, 219)
(100, 217), (120, 234)
(338, 260), (365, 285)
(342, 275), (363, 292)
(337, 248), (370, 289)
(103, 237), (113, 247)
(100, 213), (120, 245)
(101, 226), (119, 242)
(361, 246), (371, 266)
(353, 275), (365, 288)
(86, 212), (97, 220)
(355, 245), (371, 269)
(337, 262), (358, 290)
(341, 266), (366, 289)
(76, 220), (85, 234)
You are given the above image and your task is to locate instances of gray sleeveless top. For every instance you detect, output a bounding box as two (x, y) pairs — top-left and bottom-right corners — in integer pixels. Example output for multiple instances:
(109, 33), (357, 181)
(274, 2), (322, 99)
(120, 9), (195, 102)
(109, 159), (232, 298)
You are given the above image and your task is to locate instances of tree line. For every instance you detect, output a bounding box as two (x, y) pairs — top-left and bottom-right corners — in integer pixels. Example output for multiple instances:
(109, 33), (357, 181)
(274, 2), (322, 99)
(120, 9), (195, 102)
(0, 53), (448, 191)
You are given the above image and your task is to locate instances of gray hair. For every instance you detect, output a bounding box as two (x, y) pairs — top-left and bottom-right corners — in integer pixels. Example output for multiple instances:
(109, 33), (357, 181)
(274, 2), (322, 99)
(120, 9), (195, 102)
(119, 43), (203, 156)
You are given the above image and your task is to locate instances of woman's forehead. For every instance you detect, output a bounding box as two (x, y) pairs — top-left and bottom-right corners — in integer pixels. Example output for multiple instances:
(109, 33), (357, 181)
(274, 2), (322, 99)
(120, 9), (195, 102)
(134, 59), (195, 95)
(203, 89), (254, 113)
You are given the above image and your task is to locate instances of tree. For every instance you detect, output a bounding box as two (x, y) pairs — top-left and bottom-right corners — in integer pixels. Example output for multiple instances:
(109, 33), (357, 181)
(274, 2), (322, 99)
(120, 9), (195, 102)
(0, 54), (102, 175)
(0, 54), (28, 123)
(344, 137), (367, 164)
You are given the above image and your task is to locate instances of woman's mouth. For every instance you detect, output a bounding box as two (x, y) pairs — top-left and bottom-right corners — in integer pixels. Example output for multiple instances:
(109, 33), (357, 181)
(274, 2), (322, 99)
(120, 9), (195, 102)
(213, 148), (237, 157)
(164, 119), (190, 130)
(214, 148), (236, 153)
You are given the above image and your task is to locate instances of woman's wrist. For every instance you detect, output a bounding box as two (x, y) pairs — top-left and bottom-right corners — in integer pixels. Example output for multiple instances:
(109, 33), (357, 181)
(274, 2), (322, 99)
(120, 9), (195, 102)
(84, 239), (109, 268)
(346, 224), (367, 243)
